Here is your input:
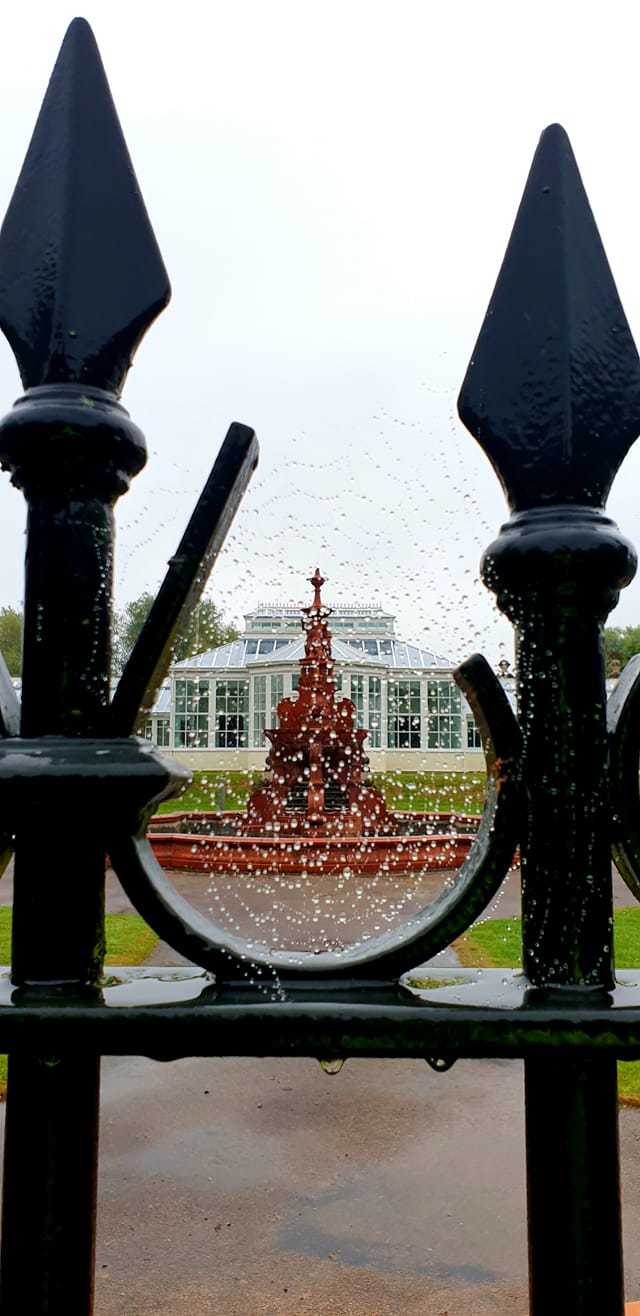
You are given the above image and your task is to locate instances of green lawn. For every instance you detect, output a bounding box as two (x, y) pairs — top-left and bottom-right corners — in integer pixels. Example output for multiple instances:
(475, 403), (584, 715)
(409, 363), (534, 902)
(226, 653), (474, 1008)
(155, 769), (487, 817)
(103, 913), (159, 965)
(155, 770), (262, 813)
(373, 770), (485, 814)
(456, 910), (640, 1105)
(0, 911), (159, 1096)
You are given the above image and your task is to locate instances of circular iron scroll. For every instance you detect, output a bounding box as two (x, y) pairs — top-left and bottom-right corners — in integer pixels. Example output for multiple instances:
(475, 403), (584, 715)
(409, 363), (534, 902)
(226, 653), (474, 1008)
(109, 655), (522, 983)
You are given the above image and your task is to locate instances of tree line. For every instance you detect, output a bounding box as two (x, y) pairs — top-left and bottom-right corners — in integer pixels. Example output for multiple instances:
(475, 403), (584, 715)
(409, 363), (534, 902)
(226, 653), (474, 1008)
(0, 603), (639, 681)
(601, 626), (640, 677)
(0, 595), (238, 678)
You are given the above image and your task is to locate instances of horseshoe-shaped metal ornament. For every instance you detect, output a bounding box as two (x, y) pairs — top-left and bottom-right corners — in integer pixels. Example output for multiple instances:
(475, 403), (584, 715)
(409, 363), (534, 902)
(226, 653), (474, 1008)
(0, 650), (20, 876)
(609, 654), (640, 902)
(108, 653), (521, 986)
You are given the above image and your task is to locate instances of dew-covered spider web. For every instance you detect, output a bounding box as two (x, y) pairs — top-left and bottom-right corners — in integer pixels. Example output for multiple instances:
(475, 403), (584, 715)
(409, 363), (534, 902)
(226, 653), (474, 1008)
(115, 382), (519, 983)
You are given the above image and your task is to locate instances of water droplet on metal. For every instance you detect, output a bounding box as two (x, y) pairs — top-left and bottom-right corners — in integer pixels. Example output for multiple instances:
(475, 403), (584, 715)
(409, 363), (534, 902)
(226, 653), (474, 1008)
(318, 1057), (346, 1075)
(425, 1056), (456, 1072)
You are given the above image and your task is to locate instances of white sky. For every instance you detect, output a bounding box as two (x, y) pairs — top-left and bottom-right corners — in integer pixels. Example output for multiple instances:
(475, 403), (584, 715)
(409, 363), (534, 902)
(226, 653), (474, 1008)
(0, 0), (640, 664)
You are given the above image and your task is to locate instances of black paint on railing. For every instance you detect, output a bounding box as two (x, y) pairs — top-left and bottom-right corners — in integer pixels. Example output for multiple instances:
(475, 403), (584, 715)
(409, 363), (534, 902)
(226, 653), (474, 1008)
(458, 122), (640, 1315)
(0, 19), (638, 1316)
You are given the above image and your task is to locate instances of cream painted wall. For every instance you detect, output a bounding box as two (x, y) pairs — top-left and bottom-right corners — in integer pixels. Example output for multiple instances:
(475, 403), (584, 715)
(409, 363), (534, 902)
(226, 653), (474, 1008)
(168, 748), (485, 775)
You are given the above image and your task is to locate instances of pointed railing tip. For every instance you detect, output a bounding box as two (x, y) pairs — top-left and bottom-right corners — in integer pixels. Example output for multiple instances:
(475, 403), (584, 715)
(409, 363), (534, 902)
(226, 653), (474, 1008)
(541, 121), (569, 139)
(0, 18), (170, 395)
(458, 123), (640, 512)
(57, 17), (102, 63)
(64, 16), (94, 36)
(56, 16), (108, 66)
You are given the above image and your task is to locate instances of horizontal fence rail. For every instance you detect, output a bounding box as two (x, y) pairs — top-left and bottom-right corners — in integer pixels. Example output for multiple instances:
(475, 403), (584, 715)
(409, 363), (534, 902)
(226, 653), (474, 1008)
(0, 17), (639, 1316)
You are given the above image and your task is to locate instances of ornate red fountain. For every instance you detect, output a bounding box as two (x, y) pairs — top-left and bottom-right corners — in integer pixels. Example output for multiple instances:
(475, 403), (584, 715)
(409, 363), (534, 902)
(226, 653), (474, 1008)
(148, 571), (480, 875)
(245, 569), (389, 837)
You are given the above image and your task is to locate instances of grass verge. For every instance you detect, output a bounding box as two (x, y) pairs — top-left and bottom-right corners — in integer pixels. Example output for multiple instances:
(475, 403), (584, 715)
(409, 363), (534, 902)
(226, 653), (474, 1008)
(155, 769), (487, 816)
(455, 909), (640, 1105)
(373, 770), (486, 813)
(0, 910), (159, 1098)
(155, 771), (262, 813)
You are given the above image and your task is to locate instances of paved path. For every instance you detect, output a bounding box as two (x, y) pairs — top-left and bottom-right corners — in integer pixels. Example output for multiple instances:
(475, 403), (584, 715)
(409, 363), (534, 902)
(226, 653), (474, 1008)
(139, 865), (471, 969)
(68, 1051), (640, 1314)
(115, 860), (638, 968)
(91, 1053), (529, 1316)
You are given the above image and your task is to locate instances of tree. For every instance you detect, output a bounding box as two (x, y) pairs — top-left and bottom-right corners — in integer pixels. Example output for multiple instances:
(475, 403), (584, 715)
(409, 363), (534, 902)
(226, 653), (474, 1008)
(113, 593), (238, 675)
(0, 606), (23, 676)
(0, 596), (237, 680)
(171, 597), (238, 662)
(603, 625), (640, 677)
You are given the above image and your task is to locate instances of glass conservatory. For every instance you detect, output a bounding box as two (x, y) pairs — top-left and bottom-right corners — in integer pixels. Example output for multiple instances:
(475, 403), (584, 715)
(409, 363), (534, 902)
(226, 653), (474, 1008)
(143, 600), (493, 772)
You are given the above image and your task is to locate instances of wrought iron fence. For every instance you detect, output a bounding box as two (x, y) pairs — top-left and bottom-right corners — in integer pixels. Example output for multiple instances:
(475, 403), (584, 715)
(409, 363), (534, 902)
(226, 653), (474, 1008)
(0, 16), (639, 1316)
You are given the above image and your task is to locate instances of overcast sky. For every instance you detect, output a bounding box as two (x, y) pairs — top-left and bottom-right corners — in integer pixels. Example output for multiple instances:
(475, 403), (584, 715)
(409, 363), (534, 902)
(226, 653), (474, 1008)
(0, 1), (639, 665)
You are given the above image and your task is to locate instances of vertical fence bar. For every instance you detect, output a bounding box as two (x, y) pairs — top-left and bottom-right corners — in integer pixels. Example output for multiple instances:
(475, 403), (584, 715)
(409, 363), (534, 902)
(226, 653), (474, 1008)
(1, 1054), (101, 1314)
(490, 528), (630, 1314)
(0, 20), (170, 1313)
(525, 1056), (623, 1312)
(0, 470), (119, 1313)
(458, 123), (640, 1313)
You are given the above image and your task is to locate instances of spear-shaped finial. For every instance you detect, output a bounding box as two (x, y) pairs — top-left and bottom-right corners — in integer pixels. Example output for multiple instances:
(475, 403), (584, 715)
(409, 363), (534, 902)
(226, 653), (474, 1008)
(458, 124), (640, 512)
(308, 567), (326, 611)
(0, 17), (170, 395)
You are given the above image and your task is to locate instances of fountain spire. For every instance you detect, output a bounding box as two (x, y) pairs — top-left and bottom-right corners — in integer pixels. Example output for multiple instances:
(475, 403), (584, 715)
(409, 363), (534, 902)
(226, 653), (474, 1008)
(306, 568), (327, 613)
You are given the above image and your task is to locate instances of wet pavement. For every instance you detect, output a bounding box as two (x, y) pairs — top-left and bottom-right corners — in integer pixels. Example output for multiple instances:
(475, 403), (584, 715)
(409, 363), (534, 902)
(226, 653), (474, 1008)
(1, 860), (639, 1312)
(142, 864), (471, 966)
(92, 1052), (529, 1316)
(92, 1049), (640, 1314)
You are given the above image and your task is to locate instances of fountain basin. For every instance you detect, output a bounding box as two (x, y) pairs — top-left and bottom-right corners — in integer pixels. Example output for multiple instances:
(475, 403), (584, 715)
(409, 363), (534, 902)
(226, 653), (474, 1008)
(147, 809), (480, 875)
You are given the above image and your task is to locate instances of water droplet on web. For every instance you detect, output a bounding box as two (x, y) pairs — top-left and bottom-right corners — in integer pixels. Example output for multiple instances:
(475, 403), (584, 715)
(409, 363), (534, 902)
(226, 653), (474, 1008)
(135, 392), (511, 990)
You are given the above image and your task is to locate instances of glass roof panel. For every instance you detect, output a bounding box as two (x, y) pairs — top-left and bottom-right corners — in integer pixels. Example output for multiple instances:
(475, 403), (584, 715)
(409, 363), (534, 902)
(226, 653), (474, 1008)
(150, 683), (171, 713)
(213, 645), (232, 666)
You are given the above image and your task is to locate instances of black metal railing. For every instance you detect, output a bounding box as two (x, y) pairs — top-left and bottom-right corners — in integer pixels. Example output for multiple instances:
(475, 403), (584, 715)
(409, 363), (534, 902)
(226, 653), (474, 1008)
(0, 18), (638, 1316)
